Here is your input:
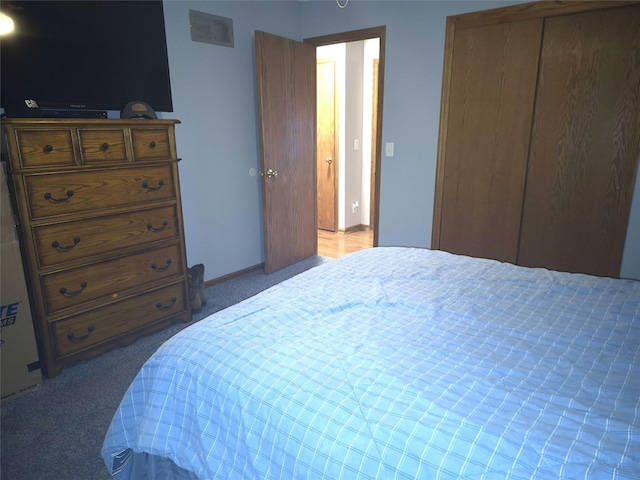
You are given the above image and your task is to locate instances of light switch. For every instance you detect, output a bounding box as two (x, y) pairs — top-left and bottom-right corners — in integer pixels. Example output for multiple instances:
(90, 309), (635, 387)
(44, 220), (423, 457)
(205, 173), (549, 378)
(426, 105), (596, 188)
(354, 139), (359, 150)
(385, 142), (394, 157)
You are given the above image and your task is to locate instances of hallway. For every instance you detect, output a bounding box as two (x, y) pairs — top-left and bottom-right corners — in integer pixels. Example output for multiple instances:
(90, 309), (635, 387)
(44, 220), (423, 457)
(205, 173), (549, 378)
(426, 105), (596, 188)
(317, 229), (374, 259)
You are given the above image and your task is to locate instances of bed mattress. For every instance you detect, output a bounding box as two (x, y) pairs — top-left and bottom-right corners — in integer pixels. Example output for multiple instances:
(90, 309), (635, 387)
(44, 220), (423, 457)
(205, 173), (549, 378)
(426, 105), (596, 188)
(102, 247), (640, 479)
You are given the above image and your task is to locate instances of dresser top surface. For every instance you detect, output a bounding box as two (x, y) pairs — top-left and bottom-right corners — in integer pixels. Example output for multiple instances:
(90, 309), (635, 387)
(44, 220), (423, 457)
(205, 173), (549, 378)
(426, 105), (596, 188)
(1, 118), (181, 127)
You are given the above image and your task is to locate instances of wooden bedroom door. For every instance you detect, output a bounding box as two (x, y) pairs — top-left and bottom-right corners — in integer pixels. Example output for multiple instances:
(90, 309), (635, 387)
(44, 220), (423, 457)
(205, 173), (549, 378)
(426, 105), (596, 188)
(255, 31), (317, 274)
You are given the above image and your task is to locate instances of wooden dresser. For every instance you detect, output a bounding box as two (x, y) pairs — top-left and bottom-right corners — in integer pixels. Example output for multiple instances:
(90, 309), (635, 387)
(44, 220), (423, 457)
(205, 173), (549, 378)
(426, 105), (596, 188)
(2, 118), (191, 377)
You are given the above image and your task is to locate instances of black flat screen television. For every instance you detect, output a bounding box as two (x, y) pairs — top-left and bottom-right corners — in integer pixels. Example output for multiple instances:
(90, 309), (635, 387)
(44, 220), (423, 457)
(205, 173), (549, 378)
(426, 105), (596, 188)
(1, 0), (173, 118)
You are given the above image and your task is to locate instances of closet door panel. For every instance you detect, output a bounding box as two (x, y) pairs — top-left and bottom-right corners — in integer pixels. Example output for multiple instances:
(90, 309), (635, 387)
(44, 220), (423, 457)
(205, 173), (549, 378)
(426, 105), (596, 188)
(518, 5), (640, 277)
(437, 19), (543, 263)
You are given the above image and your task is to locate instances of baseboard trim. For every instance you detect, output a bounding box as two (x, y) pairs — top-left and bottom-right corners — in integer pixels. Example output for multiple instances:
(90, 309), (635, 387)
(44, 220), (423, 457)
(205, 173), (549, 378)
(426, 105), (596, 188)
(338, 224), (371, 235)
(204, 262), (264, 289)
(204, 225), (371, 287)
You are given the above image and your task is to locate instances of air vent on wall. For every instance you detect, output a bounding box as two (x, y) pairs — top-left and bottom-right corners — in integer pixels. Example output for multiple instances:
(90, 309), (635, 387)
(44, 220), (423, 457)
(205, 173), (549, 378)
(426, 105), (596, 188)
(189, 10), (234, 48)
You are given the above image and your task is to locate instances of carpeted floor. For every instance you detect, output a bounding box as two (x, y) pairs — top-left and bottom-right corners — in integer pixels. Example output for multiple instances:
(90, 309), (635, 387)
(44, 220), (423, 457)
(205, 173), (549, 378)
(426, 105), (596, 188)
(0, 255), (330, 480)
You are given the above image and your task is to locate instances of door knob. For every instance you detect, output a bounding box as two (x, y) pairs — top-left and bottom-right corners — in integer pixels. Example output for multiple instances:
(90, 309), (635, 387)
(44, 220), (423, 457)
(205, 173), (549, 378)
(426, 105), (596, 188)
(325, 157), (333, 164)
(261, 168), (278, 178)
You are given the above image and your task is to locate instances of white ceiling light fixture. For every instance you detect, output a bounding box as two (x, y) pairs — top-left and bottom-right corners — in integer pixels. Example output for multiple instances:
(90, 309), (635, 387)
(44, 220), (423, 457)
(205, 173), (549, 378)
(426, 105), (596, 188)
(337, 0), (349, 8)
(0, 11), (15, 35)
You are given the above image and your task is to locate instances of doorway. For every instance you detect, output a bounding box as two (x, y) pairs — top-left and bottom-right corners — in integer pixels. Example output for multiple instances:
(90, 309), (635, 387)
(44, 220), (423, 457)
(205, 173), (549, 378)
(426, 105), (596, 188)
(255, 28), (385, 272)
(306, 27), (385, 253)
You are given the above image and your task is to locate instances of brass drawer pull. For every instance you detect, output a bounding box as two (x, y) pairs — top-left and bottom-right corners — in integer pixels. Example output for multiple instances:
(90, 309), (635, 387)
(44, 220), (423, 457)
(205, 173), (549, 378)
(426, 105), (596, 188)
(43, 144), (54, 154)
(147, 220), (169, 232)
(149, 141), (157, 149)
(67, 325), (94, 343)
(156, 297), (177, 311)
(141, 180), (165, 191)
(52, 236), (81, 251)
(151, 258), (173, 272)
(101, 142), (109, 151)
(44, 190), (74, 203)
(60, 281), (88, 297)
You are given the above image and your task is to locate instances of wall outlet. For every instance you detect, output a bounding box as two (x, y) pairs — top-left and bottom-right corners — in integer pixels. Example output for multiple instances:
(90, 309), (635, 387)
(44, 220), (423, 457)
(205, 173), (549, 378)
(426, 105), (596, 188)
(385, 142), (394, 157)
(352, 200), (359, 213)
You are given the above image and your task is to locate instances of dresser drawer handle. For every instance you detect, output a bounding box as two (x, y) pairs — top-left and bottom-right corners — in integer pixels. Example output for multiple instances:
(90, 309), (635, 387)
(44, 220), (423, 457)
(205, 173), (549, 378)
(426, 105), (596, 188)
(141, 180), (165, 191)
(44, 190), (74, 203)
(43, 144), (54, 154)
(151, 258), (173, 272)
(101, 142), (109, 151)
(52, 236), (81, 251)
(147, 220), (169, 232)
(67, 325), (94, 343)
(149, 141), (157, 149)
(59, 281), (88, 297)
(156, 297), (177, 311)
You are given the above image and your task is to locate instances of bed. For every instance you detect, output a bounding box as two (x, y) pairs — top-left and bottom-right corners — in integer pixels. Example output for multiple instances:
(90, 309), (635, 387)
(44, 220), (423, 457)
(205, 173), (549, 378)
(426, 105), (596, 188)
(102, 247), (640, 479)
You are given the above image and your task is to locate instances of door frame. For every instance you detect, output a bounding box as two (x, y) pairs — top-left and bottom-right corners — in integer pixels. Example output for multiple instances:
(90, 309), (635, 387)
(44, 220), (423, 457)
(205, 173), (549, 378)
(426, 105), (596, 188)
(305, 26), (386, 248)
(370, 57), (379, 230)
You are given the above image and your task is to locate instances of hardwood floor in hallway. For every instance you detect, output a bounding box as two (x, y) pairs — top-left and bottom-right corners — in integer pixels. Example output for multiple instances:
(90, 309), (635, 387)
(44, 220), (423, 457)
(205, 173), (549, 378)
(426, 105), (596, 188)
(317, 229), (374, 259)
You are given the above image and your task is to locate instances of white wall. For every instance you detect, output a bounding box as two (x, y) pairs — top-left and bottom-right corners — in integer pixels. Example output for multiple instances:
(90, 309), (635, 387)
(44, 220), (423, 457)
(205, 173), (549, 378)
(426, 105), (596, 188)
(162, 1), (301, 279)
(344, 41), (365, 230)
(160, 0), (640, 280)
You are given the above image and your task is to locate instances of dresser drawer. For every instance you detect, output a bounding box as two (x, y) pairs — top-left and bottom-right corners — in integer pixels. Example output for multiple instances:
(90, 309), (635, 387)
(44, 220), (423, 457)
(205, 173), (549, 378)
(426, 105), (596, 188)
(131, 127), (172, 160)
(34, 205), (179, 268)
(78, 129), (127, 164)
(41, 243), (184, 314)
(24, 165), (176, 220)
(52, 282), (187, 357)
(15, 129), (77, 168)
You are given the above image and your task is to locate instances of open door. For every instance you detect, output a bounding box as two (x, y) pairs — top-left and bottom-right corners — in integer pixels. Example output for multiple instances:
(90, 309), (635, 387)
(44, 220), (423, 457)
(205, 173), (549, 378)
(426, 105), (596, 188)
(255, 31), (317, 273)
(316, 59), (337, 232)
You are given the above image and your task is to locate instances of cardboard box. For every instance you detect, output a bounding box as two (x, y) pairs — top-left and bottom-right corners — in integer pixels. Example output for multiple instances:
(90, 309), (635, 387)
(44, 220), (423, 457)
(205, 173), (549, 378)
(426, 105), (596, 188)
(1, 164), (41, 403)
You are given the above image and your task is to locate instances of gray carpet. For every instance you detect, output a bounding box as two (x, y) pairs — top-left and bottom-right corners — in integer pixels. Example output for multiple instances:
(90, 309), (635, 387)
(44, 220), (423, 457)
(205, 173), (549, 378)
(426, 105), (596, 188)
(0, 255), (330, 480)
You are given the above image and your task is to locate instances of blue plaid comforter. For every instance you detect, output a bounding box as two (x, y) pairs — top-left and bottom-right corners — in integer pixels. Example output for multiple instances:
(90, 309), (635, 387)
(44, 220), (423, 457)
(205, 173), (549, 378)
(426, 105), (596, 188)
(102, 247), (640, 479)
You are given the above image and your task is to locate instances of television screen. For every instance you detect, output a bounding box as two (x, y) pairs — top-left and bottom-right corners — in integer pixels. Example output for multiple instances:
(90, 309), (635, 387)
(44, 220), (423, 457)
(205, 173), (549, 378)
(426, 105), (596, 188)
(1, 1), (173, 117)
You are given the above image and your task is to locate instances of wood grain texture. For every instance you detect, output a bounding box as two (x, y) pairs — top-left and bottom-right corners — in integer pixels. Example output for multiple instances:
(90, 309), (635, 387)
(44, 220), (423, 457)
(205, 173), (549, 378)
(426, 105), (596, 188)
(317, 229), (373, 259)
(2, 119), (191, 377)
(78, 129), (127, 163)
(256, 31), (317, 273)
(518, 5), (640, 277)
(42, 243), (183, 316)
(436, 18), (543, 262)
(448, 1), (639, 30)
(316, 59), (337, 231)
(15, 129), (77, 167)
(34, 205), (179, 268)
(130, 128), (172, 161)
(52, 282), (186, 357)
(24, 164), (176, 219)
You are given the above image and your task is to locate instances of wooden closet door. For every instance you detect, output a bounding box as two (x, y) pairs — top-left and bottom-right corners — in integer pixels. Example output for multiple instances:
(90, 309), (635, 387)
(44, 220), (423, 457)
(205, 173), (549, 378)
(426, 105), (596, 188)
(434, 19), (543, 263)
(518, 5), (640, 277)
